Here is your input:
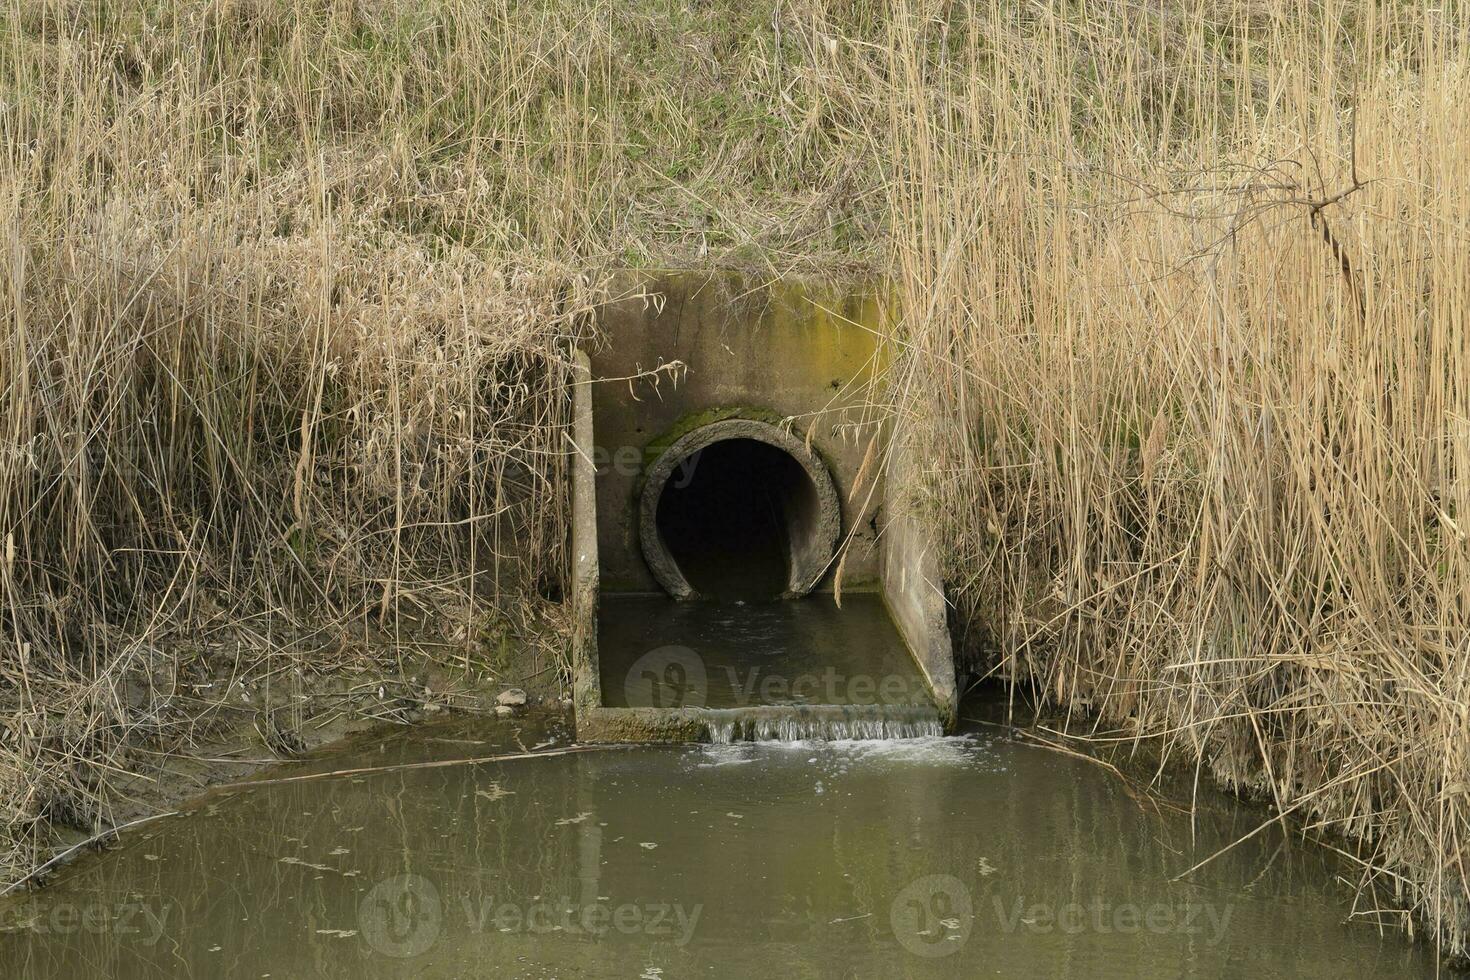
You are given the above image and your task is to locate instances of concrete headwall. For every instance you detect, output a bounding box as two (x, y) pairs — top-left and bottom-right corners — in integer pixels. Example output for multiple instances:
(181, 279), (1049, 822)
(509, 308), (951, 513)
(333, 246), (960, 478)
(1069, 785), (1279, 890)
(575, 273), (958, 740)
(590, 273), (888, 596)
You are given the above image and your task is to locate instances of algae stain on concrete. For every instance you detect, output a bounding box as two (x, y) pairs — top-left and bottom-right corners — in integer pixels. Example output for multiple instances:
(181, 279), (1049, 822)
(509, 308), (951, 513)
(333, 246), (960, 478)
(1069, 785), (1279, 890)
(591, 273), (891, 596)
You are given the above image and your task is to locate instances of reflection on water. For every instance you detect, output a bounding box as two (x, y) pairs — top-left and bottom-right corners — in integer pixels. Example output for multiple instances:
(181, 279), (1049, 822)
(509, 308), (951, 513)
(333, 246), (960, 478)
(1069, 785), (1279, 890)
(0, 711), (1442, 979)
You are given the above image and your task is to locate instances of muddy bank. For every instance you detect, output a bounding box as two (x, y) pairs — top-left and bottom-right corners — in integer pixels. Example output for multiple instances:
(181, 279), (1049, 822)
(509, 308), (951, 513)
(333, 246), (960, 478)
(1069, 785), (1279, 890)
(5, 645), (569, 894)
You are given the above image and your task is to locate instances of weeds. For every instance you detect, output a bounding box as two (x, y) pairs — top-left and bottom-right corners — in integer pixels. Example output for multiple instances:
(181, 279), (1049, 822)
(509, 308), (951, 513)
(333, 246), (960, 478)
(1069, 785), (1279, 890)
(2, 0), (1468, 961)
(879, 0), (1470, 959)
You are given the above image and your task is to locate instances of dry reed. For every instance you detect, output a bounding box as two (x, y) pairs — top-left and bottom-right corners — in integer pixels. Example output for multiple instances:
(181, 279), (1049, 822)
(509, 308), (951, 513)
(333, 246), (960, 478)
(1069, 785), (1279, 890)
(2, 0), (1467, 961)
(0, 0), (876, 887)
(878, 0), (1470, 960)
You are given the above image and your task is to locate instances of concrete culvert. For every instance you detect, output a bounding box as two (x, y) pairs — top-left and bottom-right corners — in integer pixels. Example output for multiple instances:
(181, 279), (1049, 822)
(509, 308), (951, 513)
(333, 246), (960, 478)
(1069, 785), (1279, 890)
(639, 419), (840, 600)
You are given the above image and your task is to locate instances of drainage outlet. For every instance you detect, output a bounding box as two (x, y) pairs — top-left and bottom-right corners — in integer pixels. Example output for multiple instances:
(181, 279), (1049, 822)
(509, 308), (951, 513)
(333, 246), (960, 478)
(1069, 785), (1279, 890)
(638, 419), (840, 601)
(571, 276), (960, 742)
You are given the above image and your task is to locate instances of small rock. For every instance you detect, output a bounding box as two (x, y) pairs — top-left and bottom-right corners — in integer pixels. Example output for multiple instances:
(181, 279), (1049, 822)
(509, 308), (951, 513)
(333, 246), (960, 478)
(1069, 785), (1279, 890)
(496, 688), (528, 708)
(494, 705), (514, 718)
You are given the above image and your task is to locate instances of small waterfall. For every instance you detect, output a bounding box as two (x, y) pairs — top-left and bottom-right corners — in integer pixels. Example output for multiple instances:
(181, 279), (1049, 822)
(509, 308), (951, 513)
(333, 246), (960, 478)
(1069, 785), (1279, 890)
(699, 705), (943, 743)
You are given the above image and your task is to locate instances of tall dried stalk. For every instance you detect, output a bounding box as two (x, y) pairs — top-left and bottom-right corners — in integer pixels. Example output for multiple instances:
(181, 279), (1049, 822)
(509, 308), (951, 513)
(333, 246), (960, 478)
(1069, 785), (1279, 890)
(0, 0), (885, 885)
(879, 0), (1470, 959)
(0, 0), (616, 881)
(2, 0), (1468, 961)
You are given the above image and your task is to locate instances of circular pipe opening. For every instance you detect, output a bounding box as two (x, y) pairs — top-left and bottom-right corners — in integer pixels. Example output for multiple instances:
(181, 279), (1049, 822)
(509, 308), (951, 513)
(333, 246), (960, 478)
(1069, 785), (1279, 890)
(639, 419), (840, 600)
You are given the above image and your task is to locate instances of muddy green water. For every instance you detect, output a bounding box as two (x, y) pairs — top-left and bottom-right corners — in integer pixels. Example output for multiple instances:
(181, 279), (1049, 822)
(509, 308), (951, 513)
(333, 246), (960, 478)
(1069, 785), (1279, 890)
(0, 711), (1442, 979)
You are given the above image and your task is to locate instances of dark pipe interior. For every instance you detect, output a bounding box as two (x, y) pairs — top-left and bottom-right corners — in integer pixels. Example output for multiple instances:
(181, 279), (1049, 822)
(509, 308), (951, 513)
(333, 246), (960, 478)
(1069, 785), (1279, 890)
(654, 438), (819, 600)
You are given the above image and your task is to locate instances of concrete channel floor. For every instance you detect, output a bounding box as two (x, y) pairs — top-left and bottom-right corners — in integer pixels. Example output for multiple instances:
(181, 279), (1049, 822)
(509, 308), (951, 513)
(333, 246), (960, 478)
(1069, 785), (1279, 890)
(597, 593), (936, 711)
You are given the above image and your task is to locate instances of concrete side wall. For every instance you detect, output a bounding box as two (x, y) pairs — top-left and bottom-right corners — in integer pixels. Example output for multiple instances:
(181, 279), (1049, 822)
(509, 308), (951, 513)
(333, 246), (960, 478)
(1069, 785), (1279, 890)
(880, 420), (958, 727)
(569, 351), (602, 719)
(590, 273), (887, 595)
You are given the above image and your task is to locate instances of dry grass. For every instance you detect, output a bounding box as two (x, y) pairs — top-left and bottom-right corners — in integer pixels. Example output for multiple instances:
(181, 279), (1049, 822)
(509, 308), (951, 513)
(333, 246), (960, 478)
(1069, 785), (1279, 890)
(2, 0), (1468, 962)
(878, 0), (1470, 960)
(0, 0), (882, 887)
(0, 0), (607, 882)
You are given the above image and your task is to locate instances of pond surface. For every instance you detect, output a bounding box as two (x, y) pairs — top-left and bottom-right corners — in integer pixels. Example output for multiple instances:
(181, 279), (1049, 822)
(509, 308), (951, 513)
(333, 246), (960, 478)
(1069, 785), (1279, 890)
(0, 711), (1443, 978)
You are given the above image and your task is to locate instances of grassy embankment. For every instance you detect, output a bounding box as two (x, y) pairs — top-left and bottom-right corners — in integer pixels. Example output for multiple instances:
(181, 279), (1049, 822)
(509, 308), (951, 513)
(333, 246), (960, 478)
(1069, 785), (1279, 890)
(2, 0), (1467, 961)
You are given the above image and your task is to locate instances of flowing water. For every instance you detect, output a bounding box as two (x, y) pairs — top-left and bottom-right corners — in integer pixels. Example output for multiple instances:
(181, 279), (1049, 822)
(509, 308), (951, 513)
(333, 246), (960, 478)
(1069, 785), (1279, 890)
(693, 705), (941, 742)
(0, 710), (1445, 978)
(598, 594), (944, 741)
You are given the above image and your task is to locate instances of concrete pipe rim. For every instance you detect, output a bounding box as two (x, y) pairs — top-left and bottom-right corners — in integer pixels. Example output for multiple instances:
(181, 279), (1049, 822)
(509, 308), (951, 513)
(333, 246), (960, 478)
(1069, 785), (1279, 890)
(638, 418), (841, 600)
